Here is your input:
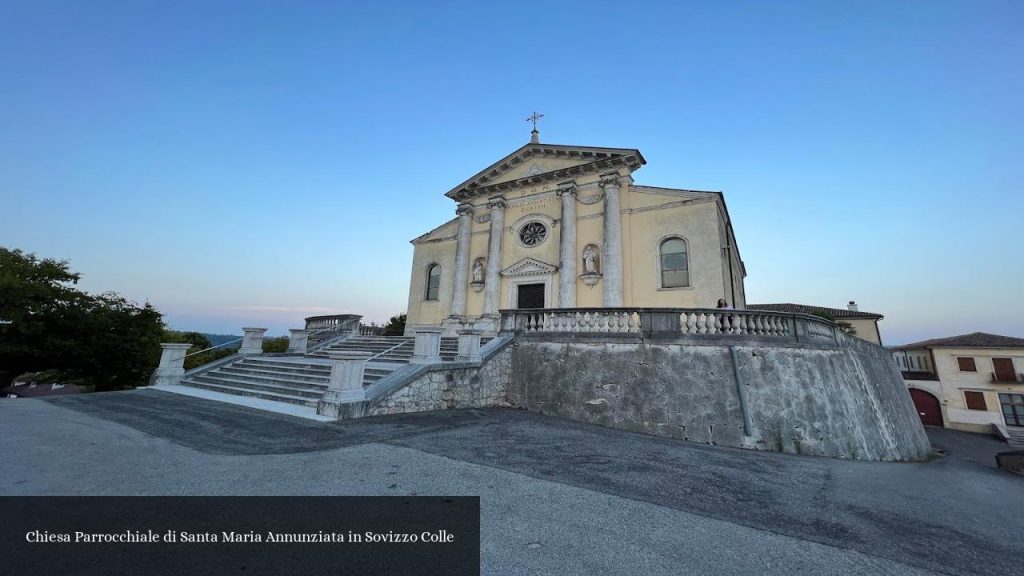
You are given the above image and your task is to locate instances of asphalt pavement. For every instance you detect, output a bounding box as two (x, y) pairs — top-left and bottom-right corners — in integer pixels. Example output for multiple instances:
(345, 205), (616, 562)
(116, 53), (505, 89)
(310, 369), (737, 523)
(2, 389), (1020, 576)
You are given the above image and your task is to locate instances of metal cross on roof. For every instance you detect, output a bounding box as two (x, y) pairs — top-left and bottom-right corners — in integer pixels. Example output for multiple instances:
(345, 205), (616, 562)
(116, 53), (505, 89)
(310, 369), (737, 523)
(526, 111), (544, 131)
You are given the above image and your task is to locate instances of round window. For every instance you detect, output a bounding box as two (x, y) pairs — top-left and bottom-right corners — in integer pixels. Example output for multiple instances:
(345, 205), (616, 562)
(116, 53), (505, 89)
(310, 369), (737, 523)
(518, 222), (547, 246)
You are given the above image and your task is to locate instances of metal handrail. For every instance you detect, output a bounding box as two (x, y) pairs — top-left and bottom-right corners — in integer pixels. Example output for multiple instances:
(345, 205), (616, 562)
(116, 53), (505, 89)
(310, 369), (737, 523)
(184, 337), (243, 358)
(366, 338), (412, 362)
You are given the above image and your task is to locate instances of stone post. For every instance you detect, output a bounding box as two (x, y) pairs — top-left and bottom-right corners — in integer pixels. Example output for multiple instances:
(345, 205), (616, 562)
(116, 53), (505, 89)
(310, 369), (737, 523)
(410, 326), (444, 364)
(239, 327), (267, 355)
(600, 172), (624, 307)
(456, 329), (483, 363)
(153, 343), (192, 386)
(321, 350), (371, 404)
(482, 196), (506, 315)
(449, 203), (474, 319)
(557, 181), (577, 308)
(287, 329), (309, 354)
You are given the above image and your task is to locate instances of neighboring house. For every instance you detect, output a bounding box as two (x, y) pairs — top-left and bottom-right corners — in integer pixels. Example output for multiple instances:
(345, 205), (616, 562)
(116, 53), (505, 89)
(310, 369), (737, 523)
(891, 332), (1024, 437)
(747, 301), (884, 345)
(405, 131), (747, 336)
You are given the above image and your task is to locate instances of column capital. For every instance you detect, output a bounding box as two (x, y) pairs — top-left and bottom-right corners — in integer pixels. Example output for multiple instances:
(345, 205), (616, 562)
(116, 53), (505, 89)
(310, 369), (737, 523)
(556, 181), (577, 196)
(456, 203), (475, 217)
(487, 196), (507, 210)
(598, 171), (621, 189)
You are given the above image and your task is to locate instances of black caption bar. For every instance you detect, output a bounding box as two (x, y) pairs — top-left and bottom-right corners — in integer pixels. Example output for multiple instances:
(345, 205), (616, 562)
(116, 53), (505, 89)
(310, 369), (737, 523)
(2, 496), (480, 576)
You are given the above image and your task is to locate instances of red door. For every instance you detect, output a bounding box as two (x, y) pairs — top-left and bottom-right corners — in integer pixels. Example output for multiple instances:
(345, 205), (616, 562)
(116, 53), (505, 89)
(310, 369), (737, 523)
(909, 389), (943, 427)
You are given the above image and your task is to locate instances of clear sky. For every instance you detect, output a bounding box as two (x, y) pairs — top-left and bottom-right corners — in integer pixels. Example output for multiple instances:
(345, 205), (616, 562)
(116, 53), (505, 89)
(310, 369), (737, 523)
(2, 1), (1021, 344)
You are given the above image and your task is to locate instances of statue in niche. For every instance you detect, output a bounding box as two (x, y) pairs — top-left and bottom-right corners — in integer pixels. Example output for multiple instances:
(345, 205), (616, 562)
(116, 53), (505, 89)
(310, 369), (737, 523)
(472, 259), (485, 283)
(582, 245), (599, 274)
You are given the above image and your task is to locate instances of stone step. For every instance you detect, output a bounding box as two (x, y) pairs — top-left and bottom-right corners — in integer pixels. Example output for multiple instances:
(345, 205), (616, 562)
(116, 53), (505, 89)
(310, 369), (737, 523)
(184, 381), (319, 407)
(225, 364), (331, 380)
(188, 374), (327, 397)
(213, 368), (331, 387)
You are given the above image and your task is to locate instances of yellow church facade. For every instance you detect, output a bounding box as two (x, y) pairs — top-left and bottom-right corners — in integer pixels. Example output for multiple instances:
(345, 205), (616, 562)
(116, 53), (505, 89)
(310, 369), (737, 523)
(405, 135), (747, 335)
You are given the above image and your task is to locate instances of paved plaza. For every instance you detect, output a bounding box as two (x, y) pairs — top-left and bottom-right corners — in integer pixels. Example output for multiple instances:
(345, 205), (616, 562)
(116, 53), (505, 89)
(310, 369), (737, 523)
(2, 390), (1021, 576)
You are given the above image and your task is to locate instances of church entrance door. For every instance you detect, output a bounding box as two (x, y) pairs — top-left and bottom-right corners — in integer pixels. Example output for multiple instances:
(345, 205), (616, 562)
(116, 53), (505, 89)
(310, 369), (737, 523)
(516, 284), (545, 309)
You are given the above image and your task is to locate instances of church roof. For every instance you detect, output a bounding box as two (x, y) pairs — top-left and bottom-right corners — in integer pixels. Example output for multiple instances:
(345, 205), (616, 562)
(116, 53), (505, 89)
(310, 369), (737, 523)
(747, 303), (883, 319)
(445, 142), (646, 202)
(891, 332), (1024, 350)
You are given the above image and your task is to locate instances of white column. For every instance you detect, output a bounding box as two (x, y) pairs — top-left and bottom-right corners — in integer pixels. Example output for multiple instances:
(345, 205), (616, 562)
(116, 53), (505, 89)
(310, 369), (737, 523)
(323, 350), (371, 403)
(287, 329), (309, 354)
(557, 181), (577, 308)
(153, 343), (192, 386)
(600, 172), (624, 307)
(456, 328), (483, 362)
(449, 203), (474, 319)
(239, 327), (267, 355)
(482, 196), (506, 315)
(411, 326), (444, 364)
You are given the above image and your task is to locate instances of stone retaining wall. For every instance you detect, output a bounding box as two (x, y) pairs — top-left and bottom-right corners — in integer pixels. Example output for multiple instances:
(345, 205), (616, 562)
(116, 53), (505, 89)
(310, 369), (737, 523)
(508, 334), (931, 461)
(367, 347), (512, 416)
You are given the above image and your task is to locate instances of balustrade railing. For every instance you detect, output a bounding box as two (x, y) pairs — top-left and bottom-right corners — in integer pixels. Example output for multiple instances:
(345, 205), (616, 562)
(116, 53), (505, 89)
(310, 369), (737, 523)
(500, 307), (838, 343)
(304, 314), (362, 350)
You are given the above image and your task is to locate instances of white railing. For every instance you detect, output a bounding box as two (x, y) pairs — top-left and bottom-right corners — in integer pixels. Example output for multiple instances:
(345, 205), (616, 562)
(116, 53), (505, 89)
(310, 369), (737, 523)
(501, 308), (838, 342)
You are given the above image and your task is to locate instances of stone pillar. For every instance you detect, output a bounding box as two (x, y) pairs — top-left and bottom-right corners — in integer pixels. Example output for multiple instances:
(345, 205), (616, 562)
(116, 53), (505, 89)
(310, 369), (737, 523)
(287, 329), (309, 354)
(449, 203), (474, 319)
(153, 343), (192, 386)
(557, 181), (577, 308)
(482, 196), (506, 315)
(410, 326), (444, 364)
(600, 172), (624, 307)
(456, 329), (483, 363)
(322, 351), (371, 404)
(239, 327), (267, 355)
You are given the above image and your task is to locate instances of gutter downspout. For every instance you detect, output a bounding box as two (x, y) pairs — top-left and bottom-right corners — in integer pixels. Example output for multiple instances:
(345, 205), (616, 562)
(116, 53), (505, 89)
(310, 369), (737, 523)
(729, 346), (754, 437)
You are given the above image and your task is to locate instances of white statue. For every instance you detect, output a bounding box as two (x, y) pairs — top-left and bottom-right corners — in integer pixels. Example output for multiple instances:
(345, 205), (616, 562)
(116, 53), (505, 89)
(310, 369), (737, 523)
(582, 245), (598, 274)
(472, 259), (485, 283)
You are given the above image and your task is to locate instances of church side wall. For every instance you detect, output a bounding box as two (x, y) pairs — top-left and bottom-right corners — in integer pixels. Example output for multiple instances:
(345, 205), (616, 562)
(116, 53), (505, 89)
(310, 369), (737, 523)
(508, 336), (932, 461)
(621, 198), (726, 308)
(406, 237), (457, 329)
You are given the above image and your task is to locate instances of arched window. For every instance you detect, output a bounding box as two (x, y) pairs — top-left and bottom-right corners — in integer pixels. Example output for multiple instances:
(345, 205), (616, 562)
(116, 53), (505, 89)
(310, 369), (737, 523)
(425, 264), (441, 301)
(659, 237), (689, 288)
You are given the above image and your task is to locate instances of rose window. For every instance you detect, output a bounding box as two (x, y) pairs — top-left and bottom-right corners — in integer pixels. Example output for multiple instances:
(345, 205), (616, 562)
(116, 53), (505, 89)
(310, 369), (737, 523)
(518, 222), (547, 246)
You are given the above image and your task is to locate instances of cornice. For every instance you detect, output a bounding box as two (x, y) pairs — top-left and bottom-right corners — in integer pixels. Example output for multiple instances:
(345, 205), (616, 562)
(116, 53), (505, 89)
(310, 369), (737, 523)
(447, 149), (644, 203)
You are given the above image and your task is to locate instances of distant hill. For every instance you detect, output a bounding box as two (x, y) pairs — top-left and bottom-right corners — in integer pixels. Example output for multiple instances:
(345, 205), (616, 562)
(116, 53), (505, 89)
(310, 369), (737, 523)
(202, 333), (242, 349)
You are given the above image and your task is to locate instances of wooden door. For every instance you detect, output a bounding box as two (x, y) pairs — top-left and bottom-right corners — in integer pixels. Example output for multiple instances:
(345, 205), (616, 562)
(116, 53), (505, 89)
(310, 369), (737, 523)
(909, 389), (943, 427)
(516, 284), (545, 309)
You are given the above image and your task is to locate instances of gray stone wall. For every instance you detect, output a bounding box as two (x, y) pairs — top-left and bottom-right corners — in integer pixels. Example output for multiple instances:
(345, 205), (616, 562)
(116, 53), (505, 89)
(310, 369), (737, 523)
(509, 336), (931, 461)
(367, 348), (512, 416)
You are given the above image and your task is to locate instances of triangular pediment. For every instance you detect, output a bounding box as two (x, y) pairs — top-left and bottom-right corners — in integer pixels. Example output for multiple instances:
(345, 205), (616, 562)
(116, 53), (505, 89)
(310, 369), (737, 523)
(446, 142), (646, 202)
(501, 257), (558, 278)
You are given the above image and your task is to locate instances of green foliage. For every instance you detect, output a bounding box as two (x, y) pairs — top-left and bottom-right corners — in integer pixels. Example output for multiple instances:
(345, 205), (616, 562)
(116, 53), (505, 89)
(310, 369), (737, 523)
(0, 247), (165, 390)
(383, 313), (406, 336)
(162, 330), (237, 370)
(262, 336), (289, 353)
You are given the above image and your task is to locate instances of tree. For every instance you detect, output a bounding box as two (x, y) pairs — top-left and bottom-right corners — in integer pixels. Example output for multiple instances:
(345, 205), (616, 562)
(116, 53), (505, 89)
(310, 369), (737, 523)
(384, 313), (406, 336)
(0, 247), (165, 390)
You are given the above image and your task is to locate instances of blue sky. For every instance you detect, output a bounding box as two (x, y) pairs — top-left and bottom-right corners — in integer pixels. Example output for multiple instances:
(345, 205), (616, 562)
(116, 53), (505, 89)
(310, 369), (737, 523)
(2, 1), (1021, 344)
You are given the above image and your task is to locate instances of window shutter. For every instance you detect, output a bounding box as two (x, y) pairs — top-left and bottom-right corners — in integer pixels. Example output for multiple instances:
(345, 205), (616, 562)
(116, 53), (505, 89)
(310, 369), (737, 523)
(957, 357), (977, 372)
(964, 391), (987, 411)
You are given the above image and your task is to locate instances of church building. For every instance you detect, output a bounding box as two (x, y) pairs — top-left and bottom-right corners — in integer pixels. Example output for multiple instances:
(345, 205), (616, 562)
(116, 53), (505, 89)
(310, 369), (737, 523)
(405, 127), (747, 336)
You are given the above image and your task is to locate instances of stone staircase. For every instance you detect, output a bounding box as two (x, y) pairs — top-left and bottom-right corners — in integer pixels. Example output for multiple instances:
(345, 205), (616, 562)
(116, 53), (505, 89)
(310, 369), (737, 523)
(181, 356), (391, 408)
(1007, 426), (1024, 447)
(178, 335), (490, 408)
(313, 335), (467, 363)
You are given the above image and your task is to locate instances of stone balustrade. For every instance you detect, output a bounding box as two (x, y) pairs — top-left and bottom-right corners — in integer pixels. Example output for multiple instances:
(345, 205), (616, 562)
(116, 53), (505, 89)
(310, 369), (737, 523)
(304, 314), (362, 333)
(500, 307), (838, 342)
